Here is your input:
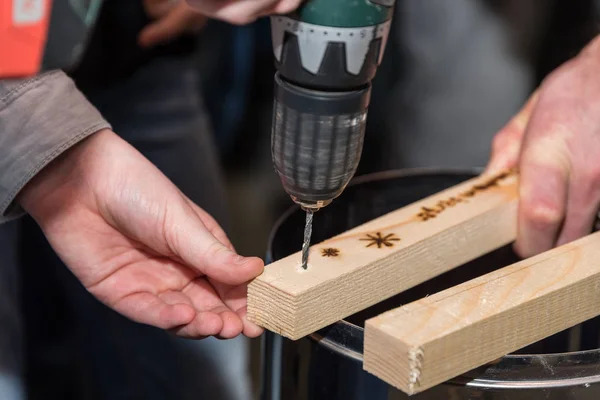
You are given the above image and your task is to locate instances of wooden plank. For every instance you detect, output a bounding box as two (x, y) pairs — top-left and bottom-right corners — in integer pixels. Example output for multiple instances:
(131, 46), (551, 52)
(363, 230), (600, 395)
(247, 169), (519, 340)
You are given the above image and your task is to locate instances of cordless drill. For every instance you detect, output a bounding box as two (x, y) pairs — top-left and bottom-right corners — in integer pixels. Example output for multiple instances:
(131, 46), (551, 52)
(269, 0), (396, 268)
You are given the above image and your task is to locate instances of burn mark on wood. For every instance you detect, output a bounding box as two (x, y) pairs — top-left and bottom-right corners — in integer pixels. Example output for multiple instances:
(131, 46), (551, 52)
(417, 169), (515, 221)
(360, 232), (401, 248)
(321, 248), (340, 257)
(418, 197), (466, 221)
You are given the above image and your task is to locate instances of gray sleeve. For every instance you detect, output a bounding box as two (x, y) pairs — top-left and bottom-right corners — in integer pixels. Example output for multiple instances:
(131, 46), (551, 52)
(0, 69), (111, 223)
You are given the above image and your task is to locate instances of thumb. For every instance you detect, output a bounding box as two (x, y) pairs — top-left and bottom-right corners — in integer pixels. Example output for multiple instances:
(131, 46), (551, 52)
(485, 91), (539, 174)
(168, 204), (264, 286)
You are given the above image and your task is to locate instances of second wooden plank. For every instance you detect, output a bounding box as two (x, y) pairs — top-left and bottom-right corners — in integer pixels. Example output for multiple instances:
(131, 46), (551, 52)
(363, 230), (600, 395)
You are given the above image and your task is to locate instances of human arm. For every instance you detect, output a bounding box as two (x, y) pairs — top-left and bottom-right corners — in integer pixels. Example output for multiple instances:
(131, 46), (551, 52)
(486, 35), (600, 258)
(0, 70), (111, 222)
(1, 71), (264, 338)
(17, 128), (264, 338)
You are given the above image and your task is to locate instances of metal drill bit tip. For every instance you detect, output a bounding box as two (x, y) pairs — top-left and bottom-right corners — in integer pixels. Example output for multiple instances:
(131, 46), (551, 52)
(301, 210), (314, 270)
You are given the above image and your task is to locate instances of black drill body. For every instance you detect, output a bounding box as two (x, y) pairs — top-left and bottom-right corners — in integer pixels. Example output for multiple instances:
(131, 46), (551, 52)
(269, 1), (396, 267)
(270, 1), (396, 211)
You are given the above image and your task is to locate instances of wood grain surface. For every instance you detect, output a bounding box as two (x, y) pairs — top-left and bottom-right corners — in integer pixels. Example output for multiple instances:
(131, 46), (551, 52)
(363, 230), (600, 395)
(247, 169), (519, 340)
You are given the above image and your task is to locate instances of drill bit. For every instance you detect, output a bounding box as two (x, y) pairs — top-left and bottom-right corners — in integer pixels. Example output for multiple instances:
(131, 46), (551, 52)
(301, 209), (314, 269)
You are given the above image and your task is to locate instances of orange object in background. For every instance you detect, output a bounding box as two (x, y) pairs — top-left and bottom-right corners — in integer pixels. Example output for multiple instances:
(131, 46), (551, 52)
(0, 0), (52, 78)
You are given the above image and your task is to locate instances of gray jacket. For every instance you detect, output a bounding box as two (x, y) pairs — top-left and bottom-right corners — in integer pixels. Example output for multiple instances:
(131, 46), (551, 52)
(0, 0), (111, 223)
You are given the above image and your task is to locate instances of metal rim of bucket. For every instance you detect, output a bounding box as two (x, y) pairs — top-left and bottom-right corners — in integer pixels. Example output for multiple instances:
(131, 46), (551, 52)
(266, 167), (600, 390)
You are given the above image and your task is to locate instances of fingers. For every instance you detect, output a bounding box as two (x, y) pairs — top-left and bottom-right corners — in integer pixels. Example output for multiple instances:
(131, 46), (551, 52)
(143, 0), (176, 18)
(488, 56), (600, 259)
(167, 203), (264, 286)
(139, 2), (207, 48)
(113, 291), (196, 329)
(87, 257), (198, 301)
(102, 276), (252, 339)
(171, 311), (226, 338)
(116, 284), (251, 339)
(486, 86), (594, 259)
(201, 0), (278, 25)
(208, 278), (264, 337)
(163, 278), (261, 339)
(184, 196), (236, 252)
(261, 0), (304, 16)
(514, 109), (572, 258)
(515, 156), (569, 258)
(181, 278), (244, 338)
(186, 0), (302, 25)
(555, 167), (600, 247)
(160, 289), (227, 338)
(485, 91), (539, 174)
(238, 306), (264, 337)
(273, 0), (304, 14)
(165, 204), (262, 338)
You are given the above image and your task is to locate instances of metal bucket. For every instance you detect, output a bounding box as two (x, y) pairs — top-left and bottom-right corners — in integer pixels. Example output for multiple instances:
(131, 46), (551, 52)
(259, 169), (600, 400)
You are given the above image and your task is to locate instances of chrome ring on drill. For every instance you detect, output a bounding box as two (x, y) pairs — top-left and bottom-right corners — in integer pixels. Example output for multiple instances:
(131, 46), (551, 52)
(270, 16), (392, 75)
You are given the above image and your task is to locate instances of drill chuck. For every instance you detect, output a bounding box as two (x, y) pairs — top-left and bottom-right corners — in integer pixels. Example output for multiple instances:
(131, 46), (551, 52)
(270, 0), (395, 211)
(271, 73), (370, 210)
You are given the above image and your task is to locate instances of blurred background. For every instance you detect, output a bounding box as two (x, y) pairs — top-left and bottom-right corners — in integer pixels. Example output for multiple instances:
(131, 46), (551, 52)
(5, 0), (600, 399)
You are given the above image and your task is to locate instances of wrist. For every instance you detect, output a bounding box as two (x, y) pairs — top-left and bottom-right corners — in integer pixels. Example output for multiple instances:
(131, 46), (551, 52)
(18, 128), (113, 222)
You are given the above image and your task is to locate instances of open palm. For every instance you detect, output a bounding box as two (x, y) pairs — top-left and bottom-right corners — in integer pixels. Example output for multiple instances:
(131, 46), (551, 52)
(19, 129), (264, 339)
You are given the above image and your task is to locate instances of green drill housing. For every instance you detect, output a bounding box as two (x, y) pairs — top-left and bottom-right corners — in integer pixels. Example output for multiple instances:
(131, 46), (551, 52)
(271, 0), (396, 90)
(290, 0), (393, 28)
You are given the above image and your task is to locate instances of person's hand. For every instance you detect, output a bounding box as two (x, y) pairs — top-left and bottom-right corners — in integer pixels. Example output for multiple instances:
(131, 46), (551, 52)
(486, 35), (600, 258)
(18, 129), (264, 339)
(139, 0), (209, 48)
(185, 0), (302, 25)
